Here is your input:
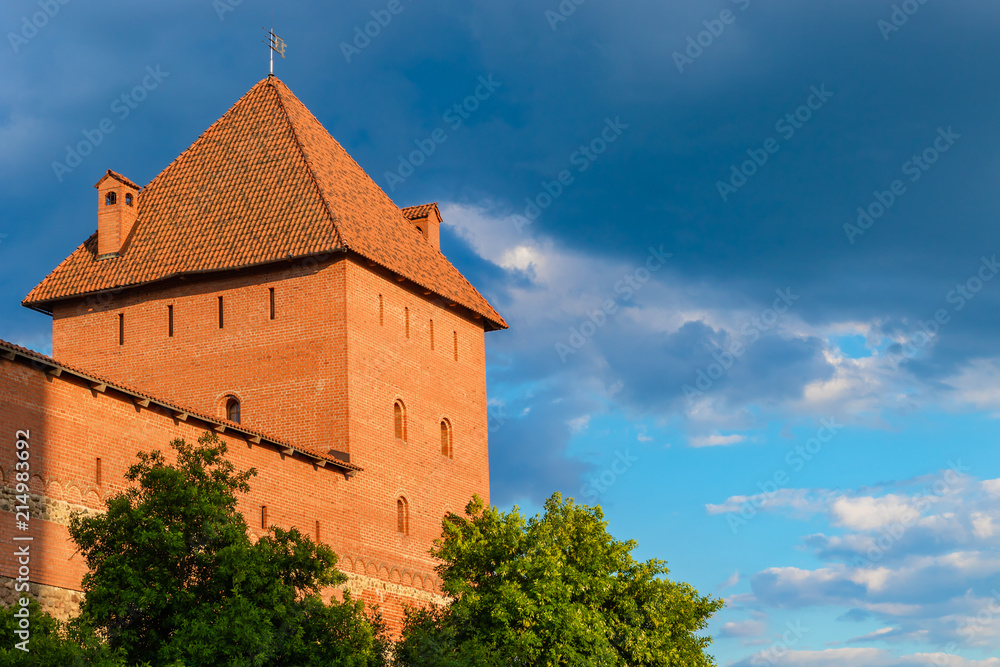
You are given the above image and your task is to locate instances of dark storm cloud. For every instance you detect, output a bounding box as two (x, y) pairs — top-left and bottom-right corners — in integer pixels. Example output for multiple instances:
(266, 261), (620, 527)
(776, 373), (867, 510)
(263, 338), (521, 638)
(3, 0), (1000, 503)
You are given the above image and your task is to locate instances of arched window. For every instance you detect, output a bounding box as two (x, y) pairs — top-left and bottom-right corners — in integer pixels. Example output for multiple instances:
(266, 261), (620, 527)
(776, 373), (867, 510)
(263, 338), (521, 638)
(441, 419), (453, 458)
(397, 497), (409, 535)
(394, 401), (406, 441)
(125, 193), (134, 206)
(226, 397), (241, 424)
(105, 192), (117, 206)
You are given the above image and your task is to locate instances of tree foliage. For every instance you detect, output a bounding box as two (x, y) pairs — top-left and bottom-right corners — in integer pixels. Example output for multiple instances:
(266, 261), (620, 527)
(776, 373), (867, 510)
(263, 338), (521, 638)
(68, 432), (387, 666)
(394, 493), (724, 667)
(0, 599), (131, 667)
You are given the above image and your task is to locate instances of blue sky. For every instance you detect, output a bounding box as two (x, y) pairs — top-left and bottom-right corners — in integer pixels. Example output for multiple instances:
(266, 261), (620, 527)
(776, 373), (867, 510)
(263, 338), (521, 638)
(3, 0), (1000, 664)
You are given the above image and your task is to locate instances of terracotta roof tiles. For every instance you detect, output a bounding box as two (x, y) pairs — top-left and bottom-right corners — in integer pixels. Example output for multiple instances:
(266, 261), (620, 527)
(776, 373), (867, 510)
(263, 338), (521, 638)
(401, 203), (440, 220)
(23, 77), (506, 330)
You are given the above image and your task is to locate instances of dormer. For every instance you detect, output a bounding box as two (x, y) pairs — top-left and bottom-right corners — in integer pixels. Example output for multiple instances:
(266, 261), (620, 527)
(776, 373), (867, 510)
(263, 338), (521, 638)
(96, 170), (140, 259)
(400, 203), (442, 252)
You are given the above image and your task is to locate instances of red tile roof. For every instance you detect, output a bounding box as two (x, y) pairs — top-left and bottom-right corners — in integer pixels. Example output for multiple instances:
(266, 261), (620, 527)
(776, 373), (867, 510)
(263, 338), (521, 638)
(401, 203), (441, 220)
(23, 77), (506, 330)
(0, 338), (361, 474)
(97, 169), (140, 191)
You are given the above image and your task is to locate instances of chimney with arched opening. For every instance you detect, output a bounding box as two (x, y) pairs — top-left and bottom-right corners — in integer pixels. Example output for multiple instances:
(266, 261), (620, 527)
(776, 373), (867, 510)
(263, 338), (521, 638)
(400, 202), (442, 253)
(95, 170), (140, 259)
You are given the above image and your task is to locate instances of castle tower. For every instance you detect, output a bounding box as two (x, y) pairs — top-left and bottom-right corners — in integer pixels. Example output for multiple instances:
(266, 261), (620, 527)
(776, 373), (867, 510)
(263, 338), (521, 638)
(19, 76), (506, 629)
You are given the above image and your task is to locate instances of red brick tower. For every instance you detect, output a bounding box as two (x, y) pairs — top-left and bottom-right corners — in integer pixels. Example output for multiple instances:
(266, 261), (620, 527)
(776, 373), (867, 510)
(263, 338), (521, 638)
(16, 76), (507, 630)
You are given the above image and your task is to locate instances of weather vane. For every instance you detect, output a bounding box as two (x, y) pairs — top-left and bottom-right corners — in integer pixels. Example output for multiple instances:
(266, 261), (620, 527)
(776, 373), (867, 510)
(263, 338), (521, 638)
(262, 14), (287, 76)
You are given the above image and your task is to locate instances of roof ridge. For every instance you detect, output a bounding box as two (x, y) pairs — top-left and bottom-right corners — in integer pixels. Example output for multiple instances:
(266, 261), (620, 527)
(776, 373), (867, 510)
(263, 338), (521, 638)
(140, 78), (273, 200)
(98, 169), (141, 190)
(269, 78), (344, 250)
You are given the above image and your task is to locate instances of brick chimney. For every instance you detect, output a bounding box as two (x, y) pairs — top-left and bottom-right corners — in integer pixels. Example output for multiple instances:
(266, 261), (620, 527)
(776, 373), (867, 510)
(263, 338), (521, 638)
(95, 170), (140, 258)
(400, 203), (442, 252)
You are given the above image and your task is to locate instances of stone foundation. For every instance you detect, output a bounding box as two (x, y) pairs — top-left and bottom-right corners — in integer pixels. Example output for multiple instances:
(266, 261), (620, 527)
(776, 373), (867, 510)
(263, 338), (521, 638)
(0, 576), (83, 621)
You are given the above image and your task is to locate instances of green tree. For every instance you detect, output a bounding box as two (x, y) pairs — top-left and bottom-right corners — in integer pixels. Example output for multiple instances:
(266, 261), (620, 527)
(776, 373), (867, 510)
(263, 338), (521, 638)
(0, 599), (130, 666)
(68, 432), (387, 667)
(394, 493), (724, 667)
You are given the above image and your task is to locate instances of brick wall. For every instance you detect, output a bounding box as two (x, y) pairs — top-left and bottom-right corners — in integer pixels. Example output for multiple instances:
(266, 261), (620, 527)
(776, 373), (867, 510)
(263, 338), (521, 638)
(51, 255), (352, 455)
(13, 253), (494, 634)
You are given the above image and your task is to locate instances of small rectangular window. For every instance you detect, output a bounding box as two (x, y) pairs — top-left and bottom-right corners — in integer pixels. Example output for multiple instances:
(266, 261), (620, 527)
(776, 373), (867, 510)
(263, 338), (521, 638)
(261, 506), (268, 529)
(269, 288), (275, 320)
(453, 331), (458, 361)
(405, 307), (410, 338)
(315, 520), (321, 543)
(218, 296), (224, 329)
(168, 305), (174, 337)
(96, 458), (102, 485)
(118, 313), (124, 345)
(430, 320), (435, 350)
(379, 295), (384, 326)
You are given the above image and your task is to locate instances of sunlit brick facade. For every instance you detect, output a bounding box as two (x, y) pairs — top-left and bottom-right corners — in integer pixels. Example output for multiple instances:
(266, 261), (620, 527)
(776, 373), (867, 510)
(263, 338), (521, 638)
(1, 76), (505, 633)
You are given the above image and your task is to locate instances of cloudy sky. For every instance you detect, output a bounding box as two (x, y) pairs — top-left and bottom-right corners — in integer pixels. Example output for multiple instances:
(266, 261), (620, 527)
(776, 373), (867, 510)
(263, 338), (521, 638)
(3, 0), (1000, 664)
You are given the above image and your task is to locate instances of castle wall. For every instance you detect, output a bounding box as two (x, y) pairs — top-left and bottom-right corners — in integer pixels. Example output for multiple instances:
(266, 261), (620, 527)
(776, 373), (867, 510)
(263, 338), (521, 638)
(342, 259), (490, 576)
(50, 256), (351, 456)
(0, 350), (455, 632)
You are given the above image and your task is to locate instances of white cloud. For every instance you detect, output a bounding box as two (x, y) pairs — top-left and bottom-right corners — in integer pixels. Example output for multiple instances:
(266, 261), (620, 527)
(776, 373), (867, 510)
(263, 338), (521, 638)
(719, 570), (741, 591)
(706, 488), (834, 517)
(690, 433), (747, 448)
(982, 480), (1000, 499)
(943, 359), (1000, 412)
(830, 495), (923, 531)
(732, 648), (1000, 667)
(718, 619), (767, 638)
